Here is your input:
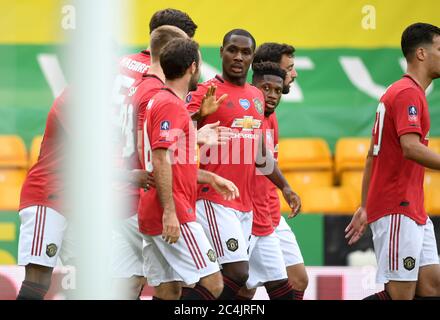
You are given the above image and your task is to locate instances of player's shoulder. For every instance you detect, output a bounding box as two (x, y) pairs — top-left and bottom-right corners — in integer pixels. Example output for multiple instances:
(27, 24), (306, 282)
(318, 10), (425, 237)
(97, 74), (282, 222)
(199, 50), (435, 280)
(384, 76), (423, 101)
(246, 83), (265, 97)
(119, 50), (150, 63)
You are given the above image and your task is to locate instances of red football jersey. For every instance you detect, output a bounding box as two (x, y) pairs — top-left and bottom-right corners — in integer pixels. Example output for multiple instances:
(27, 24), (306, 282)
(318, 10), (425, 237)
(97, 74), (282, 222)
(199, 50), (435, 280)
(138, 87), (198, 236)
(186, 75), (265, 212)
(20, 90), (69, 214)
(113, 51), (151, 214)
(265, 113), (282, 227)
(252, 114), (280, 236)
(367, 74), (430, 225)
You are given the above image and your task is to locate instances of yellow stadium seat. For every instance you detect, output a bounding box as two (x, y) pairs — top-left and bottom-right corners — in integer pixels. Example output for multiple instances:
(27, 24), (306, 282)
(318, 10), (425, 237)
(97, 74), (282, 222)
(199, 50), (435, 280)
(284, 171), (333, 190)
(277, 138), (332, 171)
(29, 135), (43, 168)
(428, 137), (440, 154)
(0, 183), (21, 211)
(426, 189), (440, 215)
(0, 135), (27, 168)
(0, 169), (26, 187)
(0, 250), (16, 265)
(424, 171), (440, 191)
(340, 171), (364, 194)
(334, 137), (370, 177)
(300, 187), (359, 214)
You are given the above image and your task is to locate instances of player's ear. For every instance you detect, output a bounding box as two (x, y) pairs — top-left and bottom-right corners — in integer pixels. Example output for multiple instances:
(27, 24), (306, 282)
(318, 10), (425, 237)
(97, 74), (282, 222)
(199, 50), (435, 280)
(190, 61), (197, 74)
(220, 46), (224, 58)
(415, 47), (426, 62)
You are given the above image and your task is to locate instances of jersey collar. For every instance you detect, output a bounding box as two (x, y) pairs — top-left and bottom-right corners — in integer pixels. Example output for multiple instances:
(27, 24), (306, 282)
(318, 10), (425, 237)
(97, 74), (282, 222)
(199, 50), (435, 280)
(143, 73), (164, 84)
(161, 87), (180, 99)
(403, 74), (424, 92)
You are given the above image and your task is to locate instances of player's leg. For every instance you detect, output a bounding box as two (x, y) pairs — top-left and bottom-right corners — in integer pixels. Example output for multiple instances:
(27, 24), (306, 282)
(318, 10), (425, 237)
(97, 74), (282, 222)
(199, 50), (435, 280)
(276, 217), (308, 299)
(196, 200), (250, 299)
(111, 214), (146, 299)
(148, 221), (222, 300)
(246, 233), (293, 300)
(142, 235), (183, 300)
(414, 218), (440, 299)
(365, 214), (422, 300)
(17, 206), (68, 300)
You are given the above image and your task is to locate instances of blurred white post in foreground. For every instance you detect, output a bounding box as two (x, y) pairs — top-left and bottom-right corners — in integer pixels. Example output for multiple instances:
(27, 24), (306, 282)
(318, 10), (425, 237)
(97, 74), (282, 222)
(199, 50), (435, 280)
(67, 0), (121, 299)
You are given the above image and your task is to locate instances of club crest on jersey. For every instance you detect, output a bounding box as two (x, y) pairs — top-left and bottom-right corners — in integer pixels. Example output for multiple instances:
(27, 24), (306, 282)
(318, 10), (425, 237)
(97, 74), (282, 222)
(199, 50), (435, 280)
(408, 106), (418, 122)
(46, 243), (58, 258)
(403, 257), (415, 271)
(239, 99), (251, 110)
(185, 93), (192, 103)
(231, 116), (262, 131)
(253, 98), (264, 115)
(207, 249), (217, 262)
(226, 238), (239, 252)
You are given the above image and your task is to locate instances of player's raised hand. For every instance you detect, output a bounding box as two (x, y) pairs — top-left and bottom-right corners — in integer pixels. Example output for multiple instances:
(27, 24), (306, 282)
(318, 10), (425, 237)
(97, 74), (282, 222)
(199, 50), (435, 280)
(197, 121), (234, 146)
(162, 209), (180, 244)
(282, 187), (301, 218)
(200, 85), (228, 117)
(345, 207), (368, 245)
(210, 174), (240, 201)
(129, 169), (155, 190)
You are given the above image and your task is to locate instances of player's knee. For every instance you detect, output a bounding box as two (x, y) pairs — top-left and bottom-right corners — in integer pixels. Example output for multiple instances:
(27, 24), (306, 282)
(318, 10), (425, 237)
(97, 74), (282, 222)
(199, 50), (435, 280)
(289, 272), (309, 291)
(200, 272), (224, 298)
(418, 277), (440, 297)
(154, 284), (182, 300)
(237, 286), (256, 300)
(24, 264), (53, 288)
(386, 284), (416, 300)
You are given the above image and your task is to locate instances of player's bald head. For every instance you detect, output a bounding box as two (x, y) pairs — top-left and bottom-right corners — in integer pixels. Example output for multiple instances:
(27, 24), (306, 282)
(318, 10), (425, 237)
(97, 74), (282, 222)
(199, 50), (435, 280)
(150, 25), (188, 61)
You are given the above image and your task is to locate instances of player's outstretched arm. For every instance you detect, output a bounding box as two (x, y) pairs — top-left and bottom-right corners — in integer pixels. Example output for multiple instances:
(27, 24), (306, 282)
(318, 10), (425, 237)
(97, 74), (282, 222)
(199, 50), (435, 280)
(197, 121), (233, 146)
(400, 133), (440, 170)
(152, 148), (180, 244)
(345, 139), (374, 245)
(197, 169), (239, 201)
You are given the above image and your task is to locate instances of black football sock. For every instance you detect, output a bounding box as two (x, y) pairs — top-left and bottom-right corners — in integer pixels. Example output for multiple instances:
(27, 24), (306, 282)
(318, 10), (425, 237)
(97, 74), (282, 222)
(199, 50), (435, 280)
(16, 280), (49, 300)
(363, 290), (392, 300)
(180, 284), (215, 300)
(293, 289), (305, 300)
(218, 275), (241, 300)
(414, 295), (440, 300)
(266, 280), (294, 300)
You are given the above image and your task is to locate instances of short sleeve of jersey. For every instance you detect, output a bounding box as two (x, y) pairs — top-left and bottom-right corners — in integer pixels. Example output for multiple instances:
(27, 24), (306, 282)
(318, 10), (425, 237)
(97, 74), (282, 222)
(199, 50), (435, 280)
(150, 101), (186, 150)
(392, 88), (423, 137)
(185, 84), (208, 114)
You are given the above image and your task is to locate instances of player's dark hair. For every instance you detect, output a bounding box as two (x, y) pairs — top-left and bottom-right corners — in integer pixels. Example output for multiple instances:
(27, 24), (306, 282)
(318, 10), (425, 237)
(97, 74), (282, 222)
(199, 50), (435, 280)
(252, 61), (286, 83)
(401, 23), (440, 60)
(149, 8), (198, 38)
(160, 38), (200, 80)
(254, 43), (296, 64)
(222, 29), (256, 51)
(150, 25), (187, 59)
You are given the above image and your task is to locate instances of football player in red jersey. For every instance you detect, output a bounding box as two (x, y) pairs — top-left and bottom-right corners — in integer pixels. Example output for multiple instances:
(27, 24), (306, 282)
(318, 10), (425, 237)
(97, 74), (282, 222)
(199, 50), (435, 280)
(346, 23), (440, 300)
(186, 29), (301, 299)
(253, 43), (308, 299)
(111, 26), (189, 299)
(16, 90), (72, 299)
(139, 38), (239, 300)
(234, 62), (298, 300)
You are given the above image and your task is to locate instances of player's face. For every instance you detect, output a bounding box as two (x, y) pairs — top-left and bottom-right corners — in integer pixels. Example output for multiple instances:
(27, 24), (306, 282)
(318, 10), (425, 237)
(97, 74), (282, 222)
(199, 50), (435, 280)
(255, 75), (284, 117)
(220, 35), (254, 81)
(279, 54), (297, 94)
(189, 52), (202, 91)
(427, 35), (440, 79)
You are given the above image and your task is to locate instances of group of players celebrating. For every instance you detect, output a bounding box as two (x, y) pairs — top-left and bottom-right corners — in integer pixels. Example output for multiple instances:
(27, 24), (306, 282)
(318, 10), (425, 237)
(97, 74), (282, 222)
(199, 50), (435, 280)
(14, 8), (440, 300)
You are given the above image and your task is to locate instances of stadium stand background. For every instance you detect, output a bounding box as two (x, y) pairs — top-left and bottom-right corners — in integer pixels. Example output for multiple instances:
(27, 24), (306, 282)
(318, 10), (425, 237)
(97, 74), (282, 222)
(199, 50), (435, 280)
(1, 0), (439, 298)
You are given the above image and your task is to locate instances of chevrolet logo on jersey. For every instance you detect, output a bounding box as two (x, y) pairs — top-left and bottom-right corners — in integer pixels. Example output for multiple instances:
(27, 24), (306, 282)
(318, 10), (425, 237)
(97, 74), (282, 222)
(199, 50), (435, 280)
(231, 116), (262, 131)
